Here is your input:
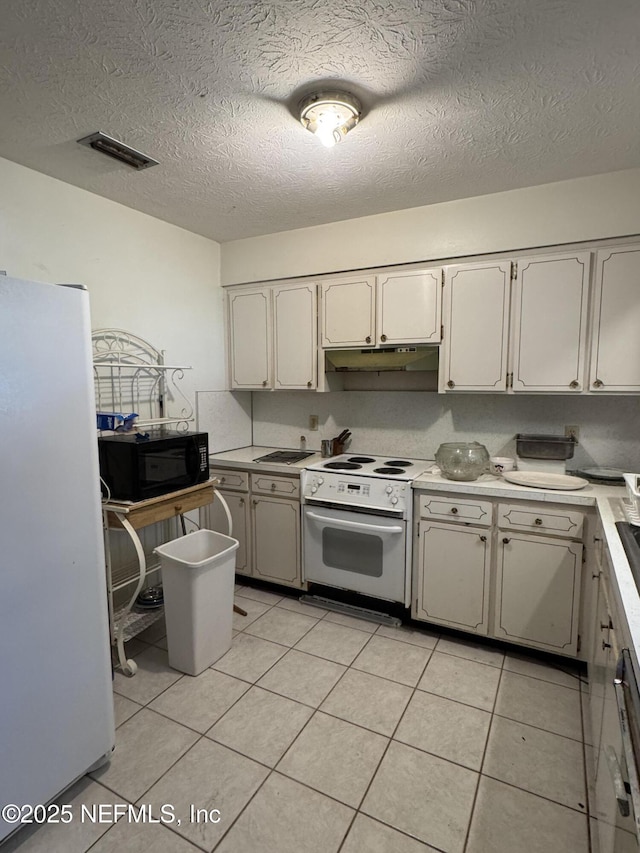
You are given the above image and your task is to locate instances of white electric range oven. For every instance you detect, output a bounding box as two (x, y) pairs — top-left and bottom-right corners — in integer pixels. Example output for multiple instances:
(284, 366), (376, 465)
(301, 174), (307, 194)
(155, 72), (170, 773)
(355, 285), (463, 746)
(301, 454), (430, 606)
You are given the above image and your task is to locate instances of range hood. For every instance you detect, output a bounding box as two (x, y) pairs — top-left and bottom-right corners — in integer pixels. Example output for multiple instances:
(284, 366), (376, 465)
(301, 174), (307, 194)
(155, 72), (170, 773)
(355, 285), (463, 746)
(325, 345), (439, 372)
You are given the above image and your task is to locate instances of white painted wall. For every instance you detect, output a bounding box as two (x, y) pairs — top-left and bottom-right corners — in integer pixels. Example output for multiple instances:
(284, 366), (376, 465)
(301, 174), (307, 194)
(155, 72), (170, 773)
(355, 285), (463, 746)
(221, 168), (640, 285)
(0, 156), (225, 397)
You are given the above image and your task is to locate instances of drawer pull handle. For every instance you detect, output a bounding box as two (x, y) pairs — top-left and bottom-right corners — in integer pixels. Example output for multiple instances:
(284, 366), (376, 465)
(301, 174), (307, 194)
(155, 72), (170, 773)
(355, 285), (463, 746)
(365, 335), (372, 344)
(593, 379), (604, 388)
(450, 507), (458, 515)
(271, 483), (276, 490)
(239, 498), (244, 505)
(380, 334), (387, 342)
(220, 476), (226, 482)
(175, 504), (182, 513)
(307, 380), (312, 387)
(534, 518), (543, 526)
(447, 380), (455, 389)
(479, 535), (487, 543)
(262, 379), (268, 386)
(603, 640), (612, 650)
(502, 537), (510, 544)
(569, 380), (579, 389)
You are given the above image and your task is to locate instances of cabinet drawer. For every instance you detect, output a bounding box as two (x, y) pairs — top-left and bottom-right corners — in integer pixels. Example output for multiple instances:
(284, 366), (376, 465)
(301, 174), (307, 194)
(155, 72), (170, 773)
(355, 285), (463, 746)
(498, 503), (584, 538)
(418, 495), (492, 527)
(209, 468), (249, 492)
(251, 473), (300, 498)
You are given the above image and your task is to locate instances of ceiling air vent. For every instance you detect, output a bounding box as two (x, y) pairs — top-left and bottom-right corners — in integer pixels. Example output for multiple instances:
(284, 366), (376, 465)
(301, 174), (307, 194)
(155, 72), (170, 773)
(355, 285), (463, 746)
(77, 131), (158, 170)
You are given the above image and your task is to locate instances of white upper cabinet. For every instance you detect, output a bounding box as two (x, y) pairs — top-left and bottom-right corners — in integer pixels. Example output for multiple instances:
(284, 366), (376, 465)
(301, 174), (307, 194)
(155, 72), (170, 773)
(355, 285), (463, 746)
(228, 287), (272, 389)
(321, 276), (376, 347)
(273, 283), (317, 390)
(376, 270), (441, 345)
(510, 252), (590, 392)
(589, 244), (640, 392)
(441, 253), (592, 393)
(227, 282), (318, 390)
(440, 261), (511, 391)
(321, 269), (441, 348)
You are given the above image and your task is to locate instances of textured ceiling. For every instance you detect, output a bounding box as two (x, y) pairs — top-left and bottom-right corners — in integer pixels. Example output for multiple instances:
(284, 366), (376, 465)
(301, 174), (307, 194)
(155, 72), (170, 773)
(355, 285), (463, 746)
(1, 0), (639, 242)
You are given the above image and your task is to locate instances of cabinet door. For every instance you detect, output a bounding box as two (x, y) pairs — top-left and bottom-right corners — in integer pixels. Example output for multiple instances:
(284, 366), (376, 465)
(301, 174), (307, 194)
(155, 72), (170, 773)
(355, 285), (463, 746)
(590, 245), (640, 392)
(321, 276), (376, 347)
(510, 252), (590, 392)
(203, 490), (250, 575)
(376, 269), (441, 345)
(252, 496), (301, 588)
(441, 261), (511, 391)
(273, 283), (318, 390)
(413, 521), (491, 635)
(228, 288), (271, 389)
(494, 532), (582, 656)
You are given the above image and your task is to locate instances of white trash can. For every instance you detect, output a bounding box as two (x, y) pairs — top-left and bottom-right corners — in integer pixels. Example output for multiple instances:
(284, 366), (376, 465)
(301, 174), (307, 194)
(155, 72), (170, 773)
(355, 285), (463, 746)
(154, 530), (239, 676)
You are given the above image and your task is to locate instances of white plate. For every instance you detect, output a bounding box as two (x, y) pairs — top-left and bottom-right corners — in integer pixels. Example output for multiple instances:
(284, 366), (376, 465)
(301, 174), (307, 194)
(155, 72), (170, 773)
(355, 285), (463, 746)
(579, 467), (625, 481)
(502, 471), (589, 490)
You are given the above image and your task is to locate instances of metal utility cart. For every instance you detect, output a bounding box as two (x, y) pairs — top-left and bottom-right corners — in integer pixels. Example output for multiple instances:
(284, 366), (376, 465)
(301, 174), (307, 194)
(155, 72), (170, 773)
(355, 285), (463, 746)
(92, 329), (208, 675)
(102, 482), (215, 675)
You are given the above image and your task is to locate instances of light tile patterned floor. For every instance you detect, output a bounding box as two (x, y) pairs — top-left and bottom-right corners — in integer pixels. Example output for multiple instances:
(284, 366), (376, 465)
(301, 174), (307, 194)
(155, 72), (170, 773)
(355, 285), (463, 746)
(5, 586), (593, 853)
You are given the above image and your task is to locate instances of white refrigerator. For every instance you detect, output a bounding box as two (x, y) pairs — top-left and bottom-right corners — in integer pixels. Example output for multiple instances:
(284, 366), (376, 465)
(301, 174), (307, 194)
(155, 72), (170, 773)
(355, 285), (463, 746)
(0, 276), (115, 844)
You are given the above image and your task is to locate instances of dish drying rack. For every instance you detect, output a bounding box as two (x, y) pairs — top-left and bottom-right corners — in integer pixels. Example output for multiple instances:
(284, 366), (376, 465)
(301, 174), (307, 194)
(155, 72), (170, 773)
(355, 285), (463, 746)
(92, 328), (193, 431)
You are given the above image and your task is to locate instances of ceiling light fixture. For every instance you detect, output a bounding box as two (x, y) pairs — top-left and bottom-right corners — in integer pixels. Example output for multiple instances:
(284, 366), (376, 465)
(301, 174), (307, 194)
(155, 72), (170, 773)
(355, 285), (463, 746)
(77, 131), (159, 170)
(299, 91), (362, 148)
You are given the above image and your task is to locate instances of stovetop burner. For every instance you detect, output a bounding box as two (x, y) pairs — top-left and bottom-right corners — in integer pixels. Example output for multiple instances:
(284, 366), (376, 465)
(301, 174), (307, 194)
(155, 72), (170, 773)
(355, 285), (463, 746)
(305, 452), (432, 482)
(323, 461), (362, 470)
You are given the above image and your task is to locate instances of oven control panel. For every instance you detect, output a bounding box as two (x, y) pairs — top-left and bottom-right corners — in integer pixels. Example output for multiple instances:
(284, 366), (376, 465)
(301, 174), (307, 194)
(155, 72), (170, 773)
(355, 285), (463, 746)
(301, 470), (409, 515)
(338, 482), (371, 496)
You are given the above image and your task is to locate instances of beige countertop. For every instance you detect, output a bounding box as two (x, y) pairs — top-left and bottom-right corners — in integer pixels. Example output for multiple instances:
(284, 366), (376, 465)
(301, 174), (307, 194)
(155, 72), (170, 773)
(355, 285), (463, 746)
(209, 445), (323, 475)
(412, 469), (626, 506)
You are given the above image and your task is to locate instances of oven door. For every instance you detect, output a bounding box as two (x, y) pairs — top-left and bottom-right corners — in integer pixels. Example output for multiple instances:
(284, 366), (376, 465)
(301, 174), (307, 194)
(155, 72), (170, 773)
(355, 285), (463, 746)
(302, 504), (407, 603)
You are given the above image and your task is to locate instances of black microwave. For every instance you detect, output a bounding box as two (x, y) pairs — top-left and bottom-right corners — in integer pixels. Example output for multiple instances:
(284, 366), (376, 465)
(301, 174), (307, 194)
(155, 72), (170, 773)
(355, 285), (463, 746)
(98, 430), (209, 501)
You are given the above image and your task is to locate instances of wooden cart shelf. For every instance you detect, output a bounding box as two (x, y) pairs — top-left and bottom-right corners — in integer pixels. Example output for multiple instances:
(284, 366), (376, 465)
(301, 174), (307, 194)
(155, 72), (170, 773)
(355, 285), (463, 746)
(104, 481), (215, 530)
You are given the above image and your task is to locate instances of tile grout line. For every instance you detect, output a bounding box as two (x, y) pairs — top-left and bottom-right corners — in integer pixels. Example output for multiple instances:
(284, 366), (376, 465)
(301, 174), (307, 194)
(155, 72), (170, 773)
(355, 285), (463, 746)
(461, 649), (507, 853)
(579, 676), (595, 853)
(333, 643), (438, 851)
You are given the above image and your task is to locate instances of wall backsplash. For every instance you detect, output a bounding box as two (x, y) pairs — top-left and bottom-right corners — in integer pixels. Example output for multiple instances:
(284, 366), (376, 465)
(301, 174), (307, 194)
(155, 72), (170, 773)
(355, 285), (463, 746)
(251, 392), (640, 471)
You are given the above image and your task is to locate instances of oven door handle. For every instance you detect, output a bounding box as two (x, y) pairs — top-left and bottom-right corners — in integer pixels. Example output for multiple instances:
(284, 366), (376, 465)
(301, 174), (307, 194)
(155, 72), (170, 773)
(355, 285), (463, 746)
(305, 510), (404, 535)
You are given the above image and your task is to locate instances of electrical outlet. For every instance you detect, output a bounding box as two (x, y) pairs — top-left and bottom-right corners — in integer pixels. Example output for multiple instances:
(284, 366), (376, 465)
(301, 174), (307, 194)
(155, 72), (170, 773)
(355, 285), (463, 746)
(565, 425), (580, 443)
(309, 414), (319, 431)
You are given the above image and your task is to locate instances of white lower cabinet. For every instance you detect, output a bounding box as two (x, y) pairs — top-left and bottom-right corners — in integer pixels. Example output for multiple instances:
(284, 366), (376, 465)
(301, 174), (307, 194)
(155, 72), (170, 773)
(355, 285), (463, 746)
(494, 532), (582, 656)
(413, 492), (585, 658)
(414, 521), (491, 634)
(202, 467), (303, 589)
(252, 495), (300, 587)
(205, 488), (250, 574)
